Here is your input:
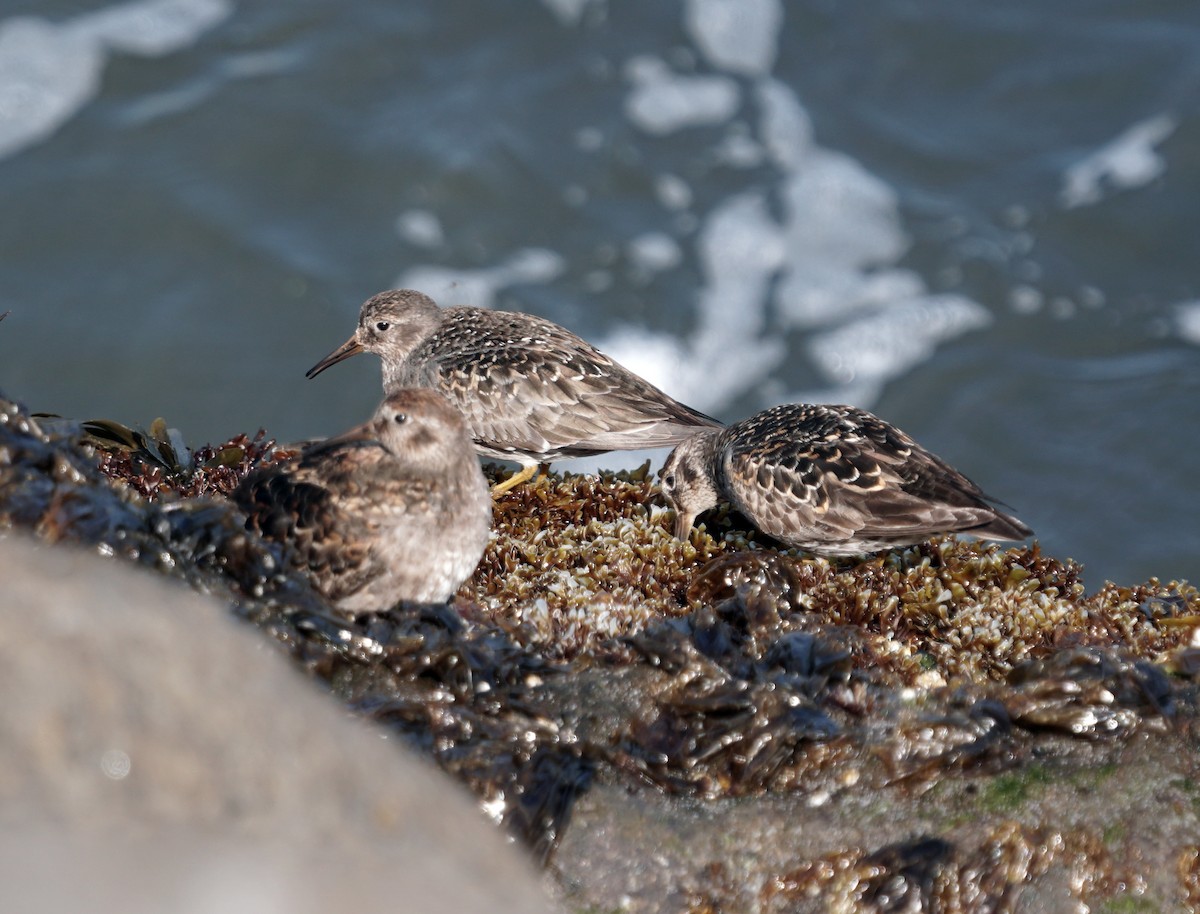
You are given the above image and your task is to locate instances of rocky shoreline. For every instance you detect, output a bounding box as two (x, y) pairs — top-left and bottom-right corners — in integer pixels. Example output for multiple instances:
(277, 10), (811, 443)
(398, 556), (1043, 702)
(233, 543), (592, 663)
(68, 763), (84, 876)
(3, 391), (1199, 912)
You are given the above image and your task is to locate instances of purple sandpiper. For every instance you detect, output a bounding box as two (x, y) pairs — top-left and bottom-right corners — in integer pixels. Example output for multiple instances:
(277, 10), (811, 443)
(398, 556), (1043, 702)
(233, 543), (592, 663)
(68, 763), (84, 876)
(234, 388), (491, 611)
(660, 403), (1032, 556)
(306, 289), (721, 493)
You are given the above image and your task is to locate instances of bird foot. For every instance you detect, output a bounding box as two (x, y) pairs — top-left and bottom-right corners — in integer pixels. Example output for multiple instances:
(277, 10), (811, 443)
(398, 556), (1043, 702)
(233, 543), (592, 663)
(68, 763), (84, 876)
(491, 463), (539, 496)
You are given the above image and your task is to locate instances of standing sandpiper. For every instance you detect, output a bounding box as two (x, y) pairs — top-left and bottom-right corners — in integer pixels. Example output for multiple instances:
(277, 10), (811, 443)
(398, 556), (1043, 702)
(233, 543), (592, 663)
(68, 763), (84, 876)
(659, 403), (1032, 556)
(234, 388), (491, 612)
(306, 289), (721, 493)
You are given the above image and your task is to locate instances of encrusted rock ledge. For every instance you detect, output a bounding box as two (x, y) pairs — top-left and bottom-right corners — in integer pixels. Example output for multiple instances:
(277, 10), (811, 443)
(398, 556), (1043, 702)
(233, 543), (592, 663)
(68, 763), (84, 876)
(3, 392), (1200, 913)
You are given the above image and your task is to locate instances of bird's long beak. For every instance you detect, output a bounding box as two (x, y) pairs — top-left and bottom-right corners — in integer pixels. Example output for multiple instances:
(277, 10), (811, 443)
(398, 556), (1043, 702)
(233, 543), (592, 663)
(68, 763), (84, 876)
(306, 334), (364, 379)
(325, 418), (376, 445)
(672, 509), (696, 541)
(299, 419), (379, 459)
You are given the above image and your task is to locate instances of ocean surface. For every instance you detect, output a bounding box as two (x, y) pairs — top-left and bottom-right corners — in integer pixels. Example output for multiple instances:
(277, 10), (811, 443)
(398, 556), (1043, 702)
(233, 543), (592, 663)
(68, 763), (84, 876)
(2, 0), (1198, 587)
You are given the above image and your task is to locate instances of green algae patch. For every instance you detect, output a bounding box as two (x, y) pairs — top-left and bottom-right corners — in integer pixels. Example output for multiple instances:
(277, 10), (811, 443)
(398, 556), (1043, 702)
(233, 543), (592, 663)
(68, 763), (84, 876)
(978, 765), (1053, 814)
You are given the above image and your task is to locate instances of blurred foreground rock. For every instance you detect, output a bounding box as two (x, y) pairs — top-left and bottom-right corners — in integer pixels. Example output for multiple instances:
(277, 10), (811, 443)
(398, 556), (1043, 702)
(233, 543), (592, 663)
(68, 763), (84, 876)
(0, 533), (555, 914)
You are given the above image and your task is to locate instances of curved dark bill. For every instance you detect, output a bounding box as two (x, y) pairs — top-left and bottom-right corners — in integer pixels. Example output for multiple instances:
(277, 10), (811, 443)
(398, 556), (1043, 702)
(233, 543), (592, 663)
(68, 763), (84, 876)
(672, 510), (695, 541)
(306, 336), (364, 378)
(301, 420), (378, 458)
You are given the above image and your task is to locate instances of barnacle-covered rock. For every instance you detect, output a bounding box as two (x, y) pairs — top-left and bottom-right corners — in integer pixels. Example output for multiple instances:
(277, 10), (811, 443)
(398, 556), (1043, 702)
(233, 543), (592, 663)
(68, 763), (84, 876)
(4, 387), (1200, 913)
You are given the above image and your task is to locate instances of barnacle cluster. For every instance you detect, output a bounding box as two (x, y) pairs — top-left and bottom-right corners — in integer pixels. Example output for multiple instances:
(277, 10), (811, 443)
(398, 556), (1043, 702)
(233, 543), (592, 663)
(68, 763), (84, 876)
(476, 466), (1198, 688)
(4, 391), (1200, 912)
(746, 824), (1138, 914)
(472, 464), (727, 657)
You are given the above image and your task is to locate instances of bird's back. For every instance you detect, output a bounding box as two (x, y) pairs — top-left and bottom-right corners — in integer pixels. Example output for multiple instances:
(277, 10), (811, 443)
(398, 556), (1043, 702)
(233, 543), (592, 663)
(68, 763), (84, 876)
(717, 404), (1031, 554)
(407, 307), (720, 461)
(235, 422), (487, 609)
(235, 448), (383, 605)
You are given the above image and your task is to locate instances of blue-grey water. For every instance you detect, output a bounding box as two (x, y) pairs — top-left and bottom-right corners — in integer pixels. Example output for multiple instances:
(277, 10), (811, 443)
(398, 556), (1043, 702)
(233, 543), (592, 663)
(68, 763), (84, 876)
(2, 0), (1198, 587)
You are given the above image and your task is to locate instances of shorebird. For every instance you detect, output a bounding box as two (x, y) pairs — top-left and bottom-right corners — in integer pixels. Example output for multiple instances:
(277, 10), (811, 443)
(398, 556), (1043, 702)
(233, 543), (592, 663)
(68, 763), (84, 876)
(659, 403), (1032, 556)
(306, 289), (721, 494)
(234, 388), (491, 612)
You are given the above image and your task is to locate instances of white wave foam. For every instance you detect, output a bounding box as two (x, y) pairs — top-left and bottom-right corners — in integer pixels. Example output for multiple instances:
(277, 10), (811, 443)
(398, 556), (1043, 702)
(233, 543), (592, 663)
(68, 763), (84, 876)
(0, 18), (100, 158)
(0, 0), (231, 159)
(74, 0), (231, 56)
(741, 81), (987, 408)
(805, 294), (991, 400)
(1060, 113), (1176, 209)
(1174, 300), (1200, 346)
(696, 190), (786, 286)
(685, 0), (782, 77)
(118, 78), (213, 125)
(598, 192), (787, 413)
(712, 130), (764, 168)
(766, 84), (917, 332)
(777, 267), (926, 330)
(630, 73), (989, 414)
(539, 0), (592, 27)
(396, 248), (566, 309)
(627, 232), (682, 275)
(395, 210), (444, 249)
(654, 173), (693, 210)
(605, 71), (991, 420)
(766, 88), (907, 273)
(755, 78), (813, 169)
(773, 150), (909, 272)
(402, 2), (997, 469)
(624, 55), (740, 135)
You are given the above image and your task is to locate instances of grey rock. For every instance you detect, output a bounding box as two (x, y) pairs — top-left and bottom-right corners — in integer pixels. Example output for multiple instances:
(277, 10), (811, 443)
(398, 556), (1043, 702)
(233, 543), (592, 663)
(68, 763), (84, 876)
(0, 532), (555, 914)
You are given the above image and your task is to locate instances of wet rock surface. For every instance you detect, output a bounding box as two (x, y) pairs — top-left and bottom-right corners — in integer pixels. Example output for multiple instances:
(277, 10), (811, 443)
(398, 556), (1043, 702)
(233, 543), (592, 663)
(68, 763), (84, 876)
(3, 391), (1200, 912)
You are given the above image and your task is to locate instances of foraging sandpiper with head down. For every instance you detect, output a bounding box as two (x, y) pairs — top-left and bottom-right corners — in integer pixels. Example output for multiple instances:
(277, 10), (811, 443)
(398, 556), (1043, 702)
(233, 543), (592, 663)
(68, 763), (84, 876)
(234, 388), (491, 612)
(659, 403), (1032, 556)
(306, 289), (721, 493)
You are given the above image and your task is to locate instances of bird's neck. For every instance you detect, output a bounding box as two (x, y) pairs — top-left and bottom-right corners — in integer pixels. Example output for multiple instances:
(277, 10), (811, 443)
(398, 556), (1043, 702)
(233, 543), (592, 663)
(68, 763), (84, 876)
(382, 358), (417, 390)
(698, 431), (727, 511)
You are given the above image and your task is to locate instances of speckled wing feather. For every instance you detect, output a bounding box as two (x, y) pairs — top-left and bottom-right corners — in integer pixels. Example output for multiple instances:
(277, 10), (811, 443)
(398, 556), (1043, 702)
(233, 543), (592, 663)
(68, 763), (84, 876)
(718, 404), (1027, 552)
(235, 443), (387, 605)
(416, 310), (719, 460)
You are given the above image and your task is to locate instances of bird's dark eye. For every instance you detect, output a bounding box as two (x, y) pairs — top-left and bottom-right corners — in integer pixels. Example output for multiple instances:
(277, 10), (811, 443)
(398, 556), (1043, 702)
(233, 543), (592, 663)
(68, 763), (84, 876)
(663, 474), (676, 488)
(376, 320), (391, 332)
(393, 413), (407, 425)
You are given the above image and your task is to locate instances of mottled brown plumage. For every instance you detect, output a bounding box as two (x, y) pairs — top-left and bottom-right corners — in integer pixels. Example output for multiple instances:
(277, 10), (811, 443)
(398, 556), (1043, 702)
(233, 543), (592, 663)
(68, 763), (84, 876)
(660, 403), (1032, 556)
(306, 289), (721, 491)
(234, 389), (491, 611)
